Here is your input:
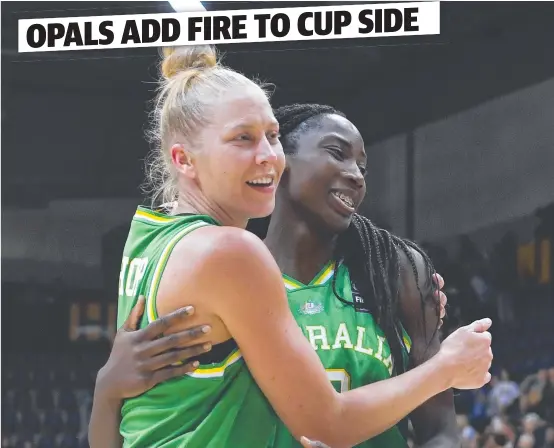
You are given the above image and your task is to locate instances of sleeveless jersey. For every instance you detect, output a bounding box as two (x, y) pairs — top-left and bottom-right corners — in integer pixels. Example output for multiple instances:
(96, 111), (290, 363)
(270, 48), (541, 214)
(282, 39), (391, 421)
(272, 262), (411, 448)
(117, 207), (280, 447)
(117, 206), (411, 447)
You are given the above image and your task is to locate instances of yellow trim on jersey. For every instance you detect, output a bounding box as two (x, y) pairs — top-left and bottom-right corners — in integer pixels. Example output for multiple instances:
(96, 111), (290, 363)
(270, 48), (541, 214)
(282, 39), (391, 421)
(282, 261), (336, 291)
(146, 220), (212, 323)
(326, 368), (351, 392)
(403, 335), (412, 353)
(186, 349), (243, 379)
(134, 209), (177, 224)
(283, 277), (303, 290)
(314, 262), (336, 285)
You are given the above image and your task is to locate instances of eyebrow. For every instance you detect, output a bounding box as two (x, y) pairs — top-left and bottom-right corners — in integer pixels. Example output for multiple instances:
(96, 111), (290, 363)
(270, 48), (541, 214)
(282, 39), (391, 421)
(320, 133), (367, 163)
(226, 122), (277, 134)
(320, 133), (350, 147)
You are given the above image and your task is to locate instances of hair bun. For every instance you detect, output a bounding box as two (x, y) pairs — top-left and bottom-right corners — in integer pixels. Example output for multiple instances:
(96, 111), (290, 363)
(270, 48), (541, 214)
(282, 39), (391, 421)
(161, 45), (217, 80)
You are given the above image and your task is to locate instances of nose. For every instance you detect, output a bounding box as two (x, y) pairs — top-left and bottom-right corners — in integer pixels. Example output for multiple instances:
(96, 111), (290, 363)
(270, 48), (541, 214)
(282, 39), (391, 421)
(344, 164), (365, 189)
(255, 137), (279, 165)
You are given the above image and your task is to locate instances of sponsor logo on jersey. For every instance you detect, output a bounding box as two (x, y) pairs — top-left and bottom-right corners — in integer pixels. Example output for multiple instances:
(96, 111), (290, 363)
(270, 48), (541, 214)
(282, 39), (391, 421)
(351, 282), (370, 313)
(299, 300), (324, 315)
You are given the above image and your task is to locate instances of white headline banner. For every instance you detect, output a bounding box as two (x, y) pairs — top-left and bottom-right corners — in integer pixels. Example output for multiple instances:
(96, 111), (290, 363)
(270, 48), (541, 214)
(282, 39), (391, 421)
(19, 2), (440, 53)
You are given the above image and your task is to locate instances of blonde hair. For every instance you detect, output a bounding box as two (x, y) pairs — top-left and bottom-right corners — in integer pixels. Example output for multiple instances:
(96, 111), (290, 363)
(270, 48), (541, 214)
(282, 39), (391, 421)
(144, 45), (270, 207)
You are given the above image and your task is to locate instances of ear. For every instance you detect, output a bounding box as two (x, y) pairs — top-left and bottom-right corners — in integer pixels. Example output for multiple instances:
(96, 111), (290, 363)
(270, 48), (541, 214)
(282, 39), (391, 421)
(170, 143), (197, 179)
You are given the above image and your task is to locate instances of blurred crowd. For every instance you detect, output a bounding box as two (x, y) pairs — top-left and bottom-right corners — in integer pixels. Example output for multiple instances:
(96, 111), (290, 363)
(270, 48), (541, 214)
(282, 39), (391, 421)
(452, 367), (554, 448)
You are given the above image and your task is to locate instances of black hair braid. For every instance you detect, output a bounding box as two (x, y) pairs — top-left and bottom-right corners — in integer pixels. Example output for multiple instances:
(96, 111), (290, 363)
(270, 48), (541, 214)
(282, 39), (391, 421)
(333, 214), (440, 375)
(400, 238), (440, 347)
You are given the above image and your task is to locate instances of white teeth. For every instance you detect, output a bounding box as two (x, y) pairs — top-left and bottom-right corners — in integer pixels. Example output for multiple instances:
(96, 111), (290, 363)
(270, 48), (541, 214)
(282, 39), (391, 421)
(333, 192), (354, 208)
(247, 177), (273, 186)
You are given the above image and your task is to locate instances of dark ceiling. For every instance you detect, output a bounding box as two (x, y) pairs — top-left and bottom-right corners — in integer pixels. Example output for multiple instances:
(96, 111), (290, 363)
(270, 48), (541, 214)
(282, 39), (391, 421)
(3, 1), (554, 206)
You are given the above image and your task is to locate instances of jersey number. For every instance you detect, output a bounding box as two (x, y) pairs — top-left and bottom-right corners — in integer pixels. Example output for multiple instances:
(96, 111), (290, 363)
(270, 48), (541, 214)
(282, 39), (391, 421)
(326, 369), (351, 392)
(119, 256), (148, 297)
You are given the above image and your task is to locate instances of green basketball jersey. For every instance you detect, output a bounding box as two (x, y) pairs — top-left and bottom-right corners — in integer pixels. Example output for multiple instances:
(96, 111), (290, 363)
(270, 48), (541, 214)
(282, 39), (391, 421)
(117, 207), (280, 448)
(117, 206), (411, 447)
(272, 262), (411, 448)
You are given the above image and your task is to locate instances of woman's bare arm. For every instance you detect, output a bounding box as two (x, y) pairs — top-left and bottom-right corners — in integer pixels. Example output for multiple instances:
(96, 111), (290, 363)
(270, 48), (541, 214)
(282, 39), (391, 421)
(160, 227), (493, 448)
(89, 298), (211, 448)
(398, 250), (459, 447)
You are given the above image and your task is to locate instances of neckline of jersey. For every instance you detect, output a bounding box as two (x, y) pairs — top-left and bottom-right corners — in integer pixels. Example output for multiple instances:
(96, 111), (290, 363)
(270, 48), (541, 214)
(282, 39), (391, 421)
(136, 206), (336, 291)
(135, 206), (222, 226)
(282, 261), (336, 291)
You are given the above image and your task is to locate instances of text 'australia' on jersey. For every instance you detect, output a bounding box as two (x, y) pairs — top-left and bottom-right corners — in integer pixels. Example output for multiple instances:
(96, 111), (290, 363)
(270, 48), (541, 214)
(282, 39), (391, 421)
(272, 261), (411, 448)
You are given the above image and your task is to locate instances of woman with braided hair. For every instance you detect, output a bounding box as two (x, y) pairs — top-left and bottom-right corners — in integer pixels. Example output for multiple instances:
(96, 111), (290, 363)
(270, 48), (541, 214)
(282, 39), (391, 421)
(248, 103), (461, 447)
(90, 44), (493, 448)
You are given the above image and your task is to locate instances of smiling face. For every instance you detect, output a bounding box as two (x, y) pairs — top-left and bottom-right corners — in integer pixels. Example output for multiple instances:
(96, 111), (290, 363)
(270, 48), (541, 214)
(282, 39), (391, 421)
(281, 113), (367, 233)
(172, 87), (285, 224)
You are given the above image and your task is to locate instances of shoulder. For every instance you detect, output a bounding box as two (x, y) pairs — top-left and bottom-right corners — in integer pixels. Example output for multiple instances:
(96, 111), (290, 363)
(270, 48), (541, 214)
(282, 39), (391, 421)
(168, 225), (281, 291)
(156, 224), (284, 316)
(174, 225), (273, 265)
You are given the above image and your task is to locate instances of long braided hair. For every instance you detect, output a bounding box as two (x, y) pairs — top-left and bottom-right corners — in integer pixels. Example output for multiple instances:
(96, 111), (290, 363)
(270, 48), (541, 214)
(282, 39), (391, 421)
(269, 103), (441, 375)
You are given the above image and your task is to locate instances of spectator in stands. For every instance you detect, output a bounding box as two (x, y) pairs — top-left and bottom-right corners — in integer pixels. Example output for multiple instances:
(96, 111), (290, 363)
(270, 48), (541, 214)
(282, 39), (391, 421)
(488, 370), (521, 417)
(458, 414), (479, 447)
(521, 412), (544, 437)
(482, 432), (512, 448)
(517, 433), (535, 448)
(470, 270), (496, 321)
(492, 415), (517, 444)
(520, 369), (549, 415)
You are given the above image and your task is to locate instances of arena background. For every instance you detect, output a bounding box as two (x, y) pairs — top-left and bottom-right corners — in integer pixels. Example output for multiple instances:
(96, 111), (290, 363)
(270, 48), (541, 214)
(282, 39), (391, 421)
(2, 2), (554, 447)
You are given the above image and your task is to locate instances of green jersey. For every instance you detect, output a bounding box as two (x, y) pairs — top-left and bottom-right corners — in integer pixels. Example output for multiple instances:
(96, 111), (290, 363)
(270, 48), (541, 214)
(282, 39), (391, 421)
(117, 206), (410, 448)
(272, 262), (411, 448)
(117, 207), (279, 447)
